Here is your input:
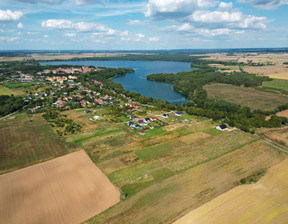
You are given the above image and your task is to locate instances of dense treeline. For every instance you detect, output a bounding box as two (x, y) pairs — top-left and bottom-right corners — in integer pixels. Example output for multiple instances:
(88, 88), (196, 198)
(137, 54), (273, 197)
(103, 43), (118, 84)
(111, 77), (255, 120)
(146, 69), (287, 132)
(0, 95), (26, 117)
(147, 70), (271, 97)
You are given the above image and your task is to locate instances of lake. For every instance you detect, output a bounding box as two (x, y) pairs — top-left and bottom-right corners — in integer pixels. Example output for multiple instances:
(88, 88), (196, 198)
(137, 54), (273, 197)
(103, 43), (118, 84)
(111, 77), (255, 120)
(42, 61), (194, 104)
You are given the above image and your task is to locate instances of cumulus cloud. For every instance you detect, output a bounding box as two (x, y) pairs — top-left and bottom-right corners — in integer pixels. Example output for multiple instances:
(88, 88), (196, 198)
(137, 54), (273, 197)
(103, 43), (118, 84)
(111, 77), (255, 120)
(17, 22), (24, 28)
(44, 35), (49, 38)
(42, 19), (116, 34)
(238, 0), (288, 9)
(189, 10), (267, 29)
(136, 33), (145, 38)
(0, 9), (24, 22)
(218, 2), (233, 10)
(146, 0), (217, 20)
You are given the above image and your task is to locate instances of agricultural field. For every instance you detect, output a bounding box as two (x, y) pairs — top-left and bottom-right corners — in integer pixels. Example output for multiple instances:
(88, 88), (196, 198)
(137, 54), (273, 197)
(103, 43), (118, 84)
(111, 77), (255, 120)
(204, 83), (288, 111)
(0, 85), (25, 96)
(257, 126), (288, 149)
(0, 116), (69, 174)
(262, 79), (288, 91)
(85, 140), (287, 224)
(0, 150), (120, 224)
(173, 156), (288, 224)
(202, 52), (288, 79)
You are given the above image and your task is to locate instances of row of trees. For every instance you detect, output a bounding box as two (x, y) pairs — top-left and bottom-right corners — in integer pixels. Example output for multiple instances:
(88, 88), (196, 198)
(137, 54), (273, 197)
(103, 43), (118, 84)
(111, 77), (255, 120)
(0, 95), (26, 117)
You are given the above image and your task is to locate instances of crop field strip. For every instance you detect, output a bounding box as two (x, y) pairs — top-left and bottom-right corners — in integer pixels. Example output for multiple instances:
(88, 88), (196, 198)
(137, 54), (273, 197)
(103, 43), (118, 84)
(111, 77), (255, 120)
(0, 116), (69, 174)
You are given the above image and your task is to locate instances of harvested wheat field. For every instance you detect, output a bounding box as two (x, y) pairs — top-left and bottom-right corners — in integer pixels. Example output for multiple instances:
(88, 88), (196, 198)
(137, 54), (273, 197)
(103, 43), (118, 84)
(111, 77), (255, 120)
(0, 150), (120, 224)
(174, 157), (288, 224)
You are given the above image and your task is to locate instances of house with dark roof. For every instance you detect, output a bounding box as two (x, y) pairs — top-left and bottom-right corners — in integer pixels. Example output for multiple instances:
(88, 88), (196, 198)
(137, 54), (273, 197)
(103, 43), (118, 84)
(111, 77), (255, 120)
(144, 118), (151, 123)
(175, 112), (184, 116)
(216, 124), (228, 131)
(162, 113), (169, 118)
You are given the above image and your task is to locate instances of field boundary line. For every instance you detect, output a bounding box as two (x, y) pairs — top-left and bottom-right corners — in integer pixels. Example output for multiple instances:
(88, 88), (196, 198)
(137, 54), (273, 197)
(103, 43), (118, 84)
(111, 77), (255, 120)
(241, 131), (288, 154)
(177, 139), (258, 174)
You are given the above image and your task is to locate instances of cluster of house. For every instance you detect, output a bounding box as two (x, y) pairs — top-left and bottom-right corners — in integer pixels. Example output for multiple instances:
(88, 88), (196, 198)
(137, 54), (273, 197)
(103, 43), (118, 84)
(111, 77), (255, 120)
(16, 71), (35, 83)
(38, 66), (101, 75)
(125, 103), (141, 110)
(127, 116), (157, 130)
(46, 75), (78, 84)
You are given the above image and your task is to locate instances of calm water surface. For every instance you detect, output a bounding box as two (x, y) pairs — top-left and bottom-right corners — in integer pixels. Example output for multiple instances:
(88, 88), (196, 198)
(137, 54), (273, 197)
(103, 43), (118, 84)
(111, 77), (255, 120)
(42, 61), (194, 104)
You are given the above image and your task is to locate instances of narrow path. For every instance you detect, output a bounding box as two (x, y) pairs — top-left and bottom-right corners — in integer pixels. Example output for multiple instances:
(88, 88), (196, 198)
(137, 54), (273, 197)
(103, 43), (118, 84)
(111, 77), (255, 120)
(241, 131), (288, 154)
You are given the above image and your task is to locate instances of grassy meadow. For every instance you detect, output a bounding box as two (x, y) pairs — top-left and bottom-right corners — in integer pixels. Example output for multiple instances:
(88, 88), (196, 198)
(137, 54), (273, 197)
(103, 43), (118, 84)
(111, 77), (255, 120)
(262, 78), (288, 91)
(0, 85), (25, 96)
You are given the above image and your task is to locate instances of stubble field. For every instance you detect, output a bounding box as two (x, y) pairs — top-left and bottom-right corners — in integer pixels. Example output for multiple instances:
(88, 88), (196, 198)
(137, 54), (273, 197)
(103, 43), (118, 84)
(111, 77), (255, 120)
(173, 156), (288, 224)
(0, 150), (120, 224)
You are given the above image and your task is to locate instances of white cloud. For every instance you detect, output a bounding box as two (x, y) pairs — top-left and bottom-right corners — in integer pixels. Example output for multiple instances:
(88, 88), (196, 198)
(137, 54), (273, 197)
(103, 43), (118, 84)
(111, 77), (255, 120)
(238, 0), (288, 9)
(64, 33), (76, 37)
(146, 0), (217, 19)
(127, 20), (145, 26)
(44, 35), (49, 38)
(189, 10), (267, 29)
(0, 36), (20, 42)
(27, 31), (38, 35)
(120, 30), (129, 36)
(0, 9), (24, 22)
(197, 28), (232, 36)
(218, 2), (233, 10)
(11, 0), (105, 5)
(136, 33), (145, 38)
(74, 0), (102, 5)
(149, 36), (160, 41)
(178, 23), (194, 31)
(41, 19), (116, 34)
(0, 29), (4, 33)
(12, 0), (65, 4)
(17, 22), (24, 29)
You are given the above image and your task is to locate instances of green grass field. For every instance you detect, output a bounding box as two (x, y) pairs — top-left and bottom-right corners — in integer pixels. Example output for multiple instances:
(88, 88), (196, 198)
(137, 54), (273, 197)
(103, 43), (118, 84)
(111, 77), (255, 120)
(4, 82), (37, 88)
(135, 144), (173, 161)
(137, 127), (166, 138)
(0, 85), (25, 96)
(262, 79), (288, 91)
(72, 128), (123, 144)
(0, 116), (69, 174)
(205, 83), (288, 111)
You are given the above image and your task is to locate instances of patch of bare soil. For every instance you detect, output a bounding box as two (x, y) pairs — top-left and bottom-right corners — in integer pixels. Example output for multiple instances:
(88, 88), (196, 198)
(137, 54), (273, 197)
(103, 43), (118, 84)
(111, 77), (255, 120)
(0, 150), (120, 224)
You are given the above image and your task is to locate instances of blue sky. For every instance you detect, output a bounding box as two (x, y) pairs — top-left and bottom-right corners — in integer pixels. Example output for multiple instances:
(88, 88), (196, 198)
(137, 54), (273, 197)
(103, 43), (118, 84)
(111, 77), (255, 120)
(0, 0), (287, 50)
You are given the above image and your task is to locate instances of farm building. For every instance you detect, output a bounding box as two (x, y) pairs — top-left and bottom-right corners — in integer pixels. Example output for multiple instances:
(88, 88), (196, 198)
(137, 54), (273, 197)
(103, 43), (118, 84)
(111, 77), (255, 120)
(175, 112), (184, 116)
(216, 124), (228, 131)
(162, 113), (169, 118)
